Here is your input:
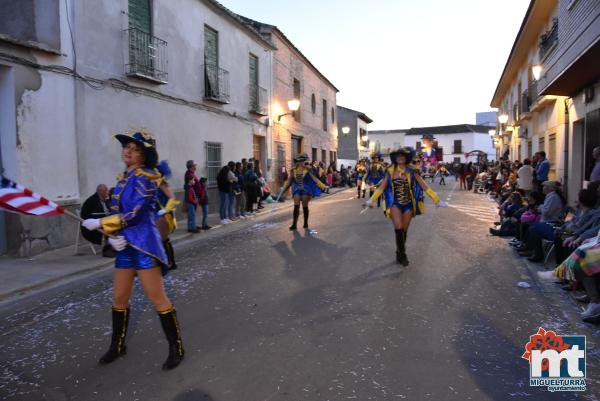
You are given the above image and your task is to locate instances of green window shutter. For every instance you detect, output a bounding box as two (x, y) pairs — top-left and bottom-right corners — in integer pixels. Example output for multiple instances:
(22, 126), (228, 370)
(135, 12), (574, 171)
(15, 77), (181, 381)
(249, 54), (258, 86)
(204, 26), (219, 97)
(204, 26), (218, 67)
(128, 0), (151, 33)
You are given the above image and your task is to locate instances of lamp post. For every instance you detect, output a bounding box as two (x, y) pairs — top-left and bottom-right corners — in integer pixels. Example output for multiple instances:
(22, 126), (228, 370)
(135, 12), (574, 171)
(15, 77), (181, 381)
(277, 99), (301, 121)
(532, 64), (543, 81)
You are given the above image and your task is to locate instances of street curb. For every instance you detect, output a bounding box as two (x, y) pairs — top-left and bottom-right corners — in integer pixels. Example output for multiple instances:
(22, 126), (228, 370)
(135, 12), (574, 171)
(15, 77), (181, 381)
(0, 188), (351, 303)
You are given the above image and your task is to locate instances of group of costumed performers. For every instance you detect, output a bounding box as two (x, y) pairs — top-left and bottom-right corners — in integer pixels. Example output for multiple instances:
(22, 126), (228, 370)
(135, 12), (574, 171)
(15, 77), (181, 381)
(355, 160), (368, 199)
(364, 147), (447, 266)
(82, 130), (184, 371)
(279, 153), (329, 231)
(363, 154), (386, 207)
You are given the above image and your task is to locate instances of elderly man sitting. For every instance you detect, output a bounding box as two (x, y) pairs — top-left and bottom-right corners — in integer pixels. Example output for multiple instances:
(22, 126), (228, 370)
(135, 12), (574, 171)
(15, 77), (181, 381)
(80, 184), (113, 257)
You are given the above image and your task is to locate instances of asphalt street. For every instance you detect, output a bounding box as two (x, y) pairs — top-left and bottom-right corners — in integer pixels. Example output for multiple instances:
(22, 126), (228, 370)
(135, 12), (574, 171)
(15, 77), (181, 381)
(1, 178), (600, 401)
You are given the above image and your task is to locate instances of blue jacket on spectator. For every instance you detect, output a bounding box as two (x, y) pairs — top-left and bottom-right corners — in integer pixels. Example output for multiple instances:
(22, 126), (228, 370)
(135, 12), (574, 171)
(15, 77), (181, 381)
(540, 191), (564, 223)
(244, 169), (258, 184)
(577, 208), (600, 240)
(536, 159), (550, 182)
(234, 170), (244, 192)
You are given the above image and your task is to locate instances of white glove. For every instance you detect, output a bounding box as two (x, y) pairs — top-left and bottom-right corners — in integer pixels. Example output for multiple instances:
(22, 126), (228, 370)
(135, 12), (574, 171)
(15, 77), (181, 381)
(82, 218), (101, 231)
(436, 201), (448, 208)
(364, 199), (374, 208)
(157, 209), (167, 216)
(108, 236), (127, 252)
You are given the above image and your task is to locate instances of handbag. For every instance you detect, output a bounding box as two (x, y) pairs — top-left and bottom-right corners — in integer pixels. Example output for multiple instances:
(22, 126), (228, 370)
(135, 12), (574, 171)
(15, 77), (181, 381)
(521, 210), (540, 223)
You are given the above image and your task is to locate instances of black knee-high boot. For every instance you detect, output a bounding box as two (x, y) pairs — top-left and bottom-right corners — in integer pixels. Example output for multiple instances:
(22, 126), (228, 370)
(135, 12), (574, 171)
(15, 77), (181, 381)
(99, 307), (129, 364)
(362, 189), (366, 198)
(403, 230), (409, 265)
(395, 229), (404, 264)
(303, 205), (309, 228)
(394, 229), (408, 266)
(163, 239), (177, 271)
(290, 205), (300, 230)
(158, 307), (184, 370)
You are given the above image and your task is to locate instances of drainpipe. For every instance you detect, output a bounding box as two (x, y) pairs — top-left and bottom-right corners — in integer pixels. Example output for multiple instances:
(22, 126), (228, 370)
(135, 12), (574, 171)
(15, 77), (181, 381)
(563, 98), (570, 199)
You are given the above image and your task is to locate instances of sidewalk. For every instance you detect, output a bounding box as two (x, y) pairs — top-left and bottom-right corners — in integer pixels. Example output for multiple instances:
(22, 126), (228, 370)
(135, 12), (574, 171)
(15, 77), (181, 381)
(0, 188), (350, 302)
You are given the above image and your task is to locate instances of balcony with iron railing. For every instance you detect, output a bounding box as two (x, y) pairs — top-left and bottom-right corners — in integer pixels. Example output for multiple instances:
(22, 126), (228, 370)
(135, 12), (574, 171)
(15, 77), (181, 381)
(519, 89), (534, 122)
(249, 84), (268, 115)
(125, 27), (168, 84)
(539, 17), (558, 61)
(203, 64), (230, 104)
(521, 90), (531, 113)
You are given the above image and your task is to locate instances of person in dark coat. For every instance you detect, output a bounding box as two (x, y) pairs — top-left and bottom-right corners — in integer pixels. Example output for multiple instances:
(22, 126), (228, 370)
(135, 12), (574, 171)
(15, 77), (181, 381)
(81, 184), (112, 256)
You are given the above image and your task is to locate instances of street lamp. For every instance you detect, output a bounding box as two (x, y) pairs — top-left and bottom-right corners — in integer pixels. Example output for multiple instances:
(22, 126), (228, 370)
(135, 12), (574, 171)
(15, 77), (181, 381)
(362, 134), (369, 142)
(342, 126), (350, 135)
(277, 99), (301, 121)
(532, 64), (543, 81)
(498, 113), (509, 125)
(488, 129), (496, 137)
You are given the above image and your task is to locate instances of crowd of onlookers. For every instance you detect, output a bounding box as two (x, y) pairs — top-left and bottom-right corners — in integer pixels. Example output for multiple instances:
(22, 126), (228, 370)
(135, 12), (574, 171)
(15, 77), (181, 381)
(482, 147), (600, 323)
(183, 157), (351, 232)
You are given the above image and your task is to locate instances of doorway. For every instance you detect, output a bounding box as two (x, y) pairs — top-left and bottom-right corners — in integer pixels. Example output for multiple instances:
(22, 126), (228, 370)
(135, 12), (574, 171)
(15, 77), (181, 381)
(0, 66), (17, 254)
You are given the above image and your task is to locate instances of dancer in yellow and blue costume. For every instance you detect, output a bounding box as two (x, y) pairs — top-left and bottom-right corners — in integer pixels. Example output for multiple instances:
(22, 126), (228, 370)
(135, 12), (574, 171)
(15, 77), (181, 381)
(435, 164), (450, 186)
(81, 130), (184, 371)
(364, 154), (386, 207)
(281, 153), (328, 231)
(365, 147), (447, 265)
(355, 160), (368, 198)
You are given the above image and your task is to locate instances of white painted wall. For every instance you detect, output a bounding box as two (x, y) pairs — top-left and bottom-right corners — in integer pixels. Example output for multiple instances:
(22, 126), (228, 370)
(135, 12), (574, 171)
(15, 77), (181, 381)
(0, 0), (275, 252)
(368, 132), (406, 157)
(405, 132), (495, 163)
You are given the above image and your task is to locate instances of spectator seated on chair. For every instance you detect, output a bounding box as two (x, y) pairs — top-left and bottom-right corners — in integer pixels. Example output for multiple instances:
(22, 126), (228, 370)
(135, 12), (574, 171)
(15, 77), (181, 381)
(490, 191), (525, 237)
(80, 184), (112, 256)
(539, 229), (600, 323)
(554, 186), (600, 264)
(518, 181), (566, 262)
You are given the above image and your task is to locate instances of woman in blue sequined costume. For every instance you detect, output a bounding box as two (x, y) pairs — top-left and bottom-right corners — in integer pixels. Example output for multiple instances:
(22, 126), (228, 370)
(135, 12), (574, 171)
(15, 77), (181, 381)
(82, 131), (184, 371)
(365, 147), (446, 266)
(280, 153), (328, 231)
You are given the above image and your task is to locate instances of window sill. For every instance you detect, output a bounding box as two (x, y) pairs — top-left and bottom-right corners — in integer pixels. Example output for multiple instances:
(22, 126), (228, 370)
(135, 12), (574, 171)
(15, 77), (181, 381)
(0, 34), (62, 55)
(126, 72), (168, 85)
(204, 96), (230, 105)
(249, 108), (268, 116)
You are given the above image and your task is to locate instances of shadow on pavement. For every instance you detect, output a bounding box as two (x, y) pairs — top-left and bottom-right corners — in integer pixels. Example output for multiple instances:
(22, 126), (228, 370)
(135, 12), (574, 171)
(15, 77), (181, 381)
(173, 388), (216, 401)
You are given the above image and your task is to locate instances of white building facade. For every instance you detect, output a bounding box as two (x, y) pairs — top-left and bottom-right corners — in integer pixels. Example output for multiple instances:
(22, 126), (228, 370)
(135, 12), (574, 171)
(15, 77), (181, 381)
(491, 0), (600, 205)
(370, 125), (495, 163)
(366, 130), (407, 160)
(0, 0), (275, 254)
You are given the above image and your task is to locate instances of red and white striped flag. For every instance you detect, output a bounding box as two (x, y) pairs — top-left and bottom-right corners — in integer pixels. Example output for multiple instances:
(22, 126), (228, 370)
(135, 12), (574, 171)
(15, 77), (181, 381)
(0, 177), (65, 216)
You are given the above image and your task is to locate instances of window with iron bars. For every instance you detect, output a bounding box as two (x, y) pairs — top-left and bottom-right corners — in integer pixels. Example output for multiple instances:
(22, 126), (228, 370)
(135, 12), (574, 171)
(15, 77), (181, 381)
(125, 27), (168, 83)
(205, 142), (222, 187)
